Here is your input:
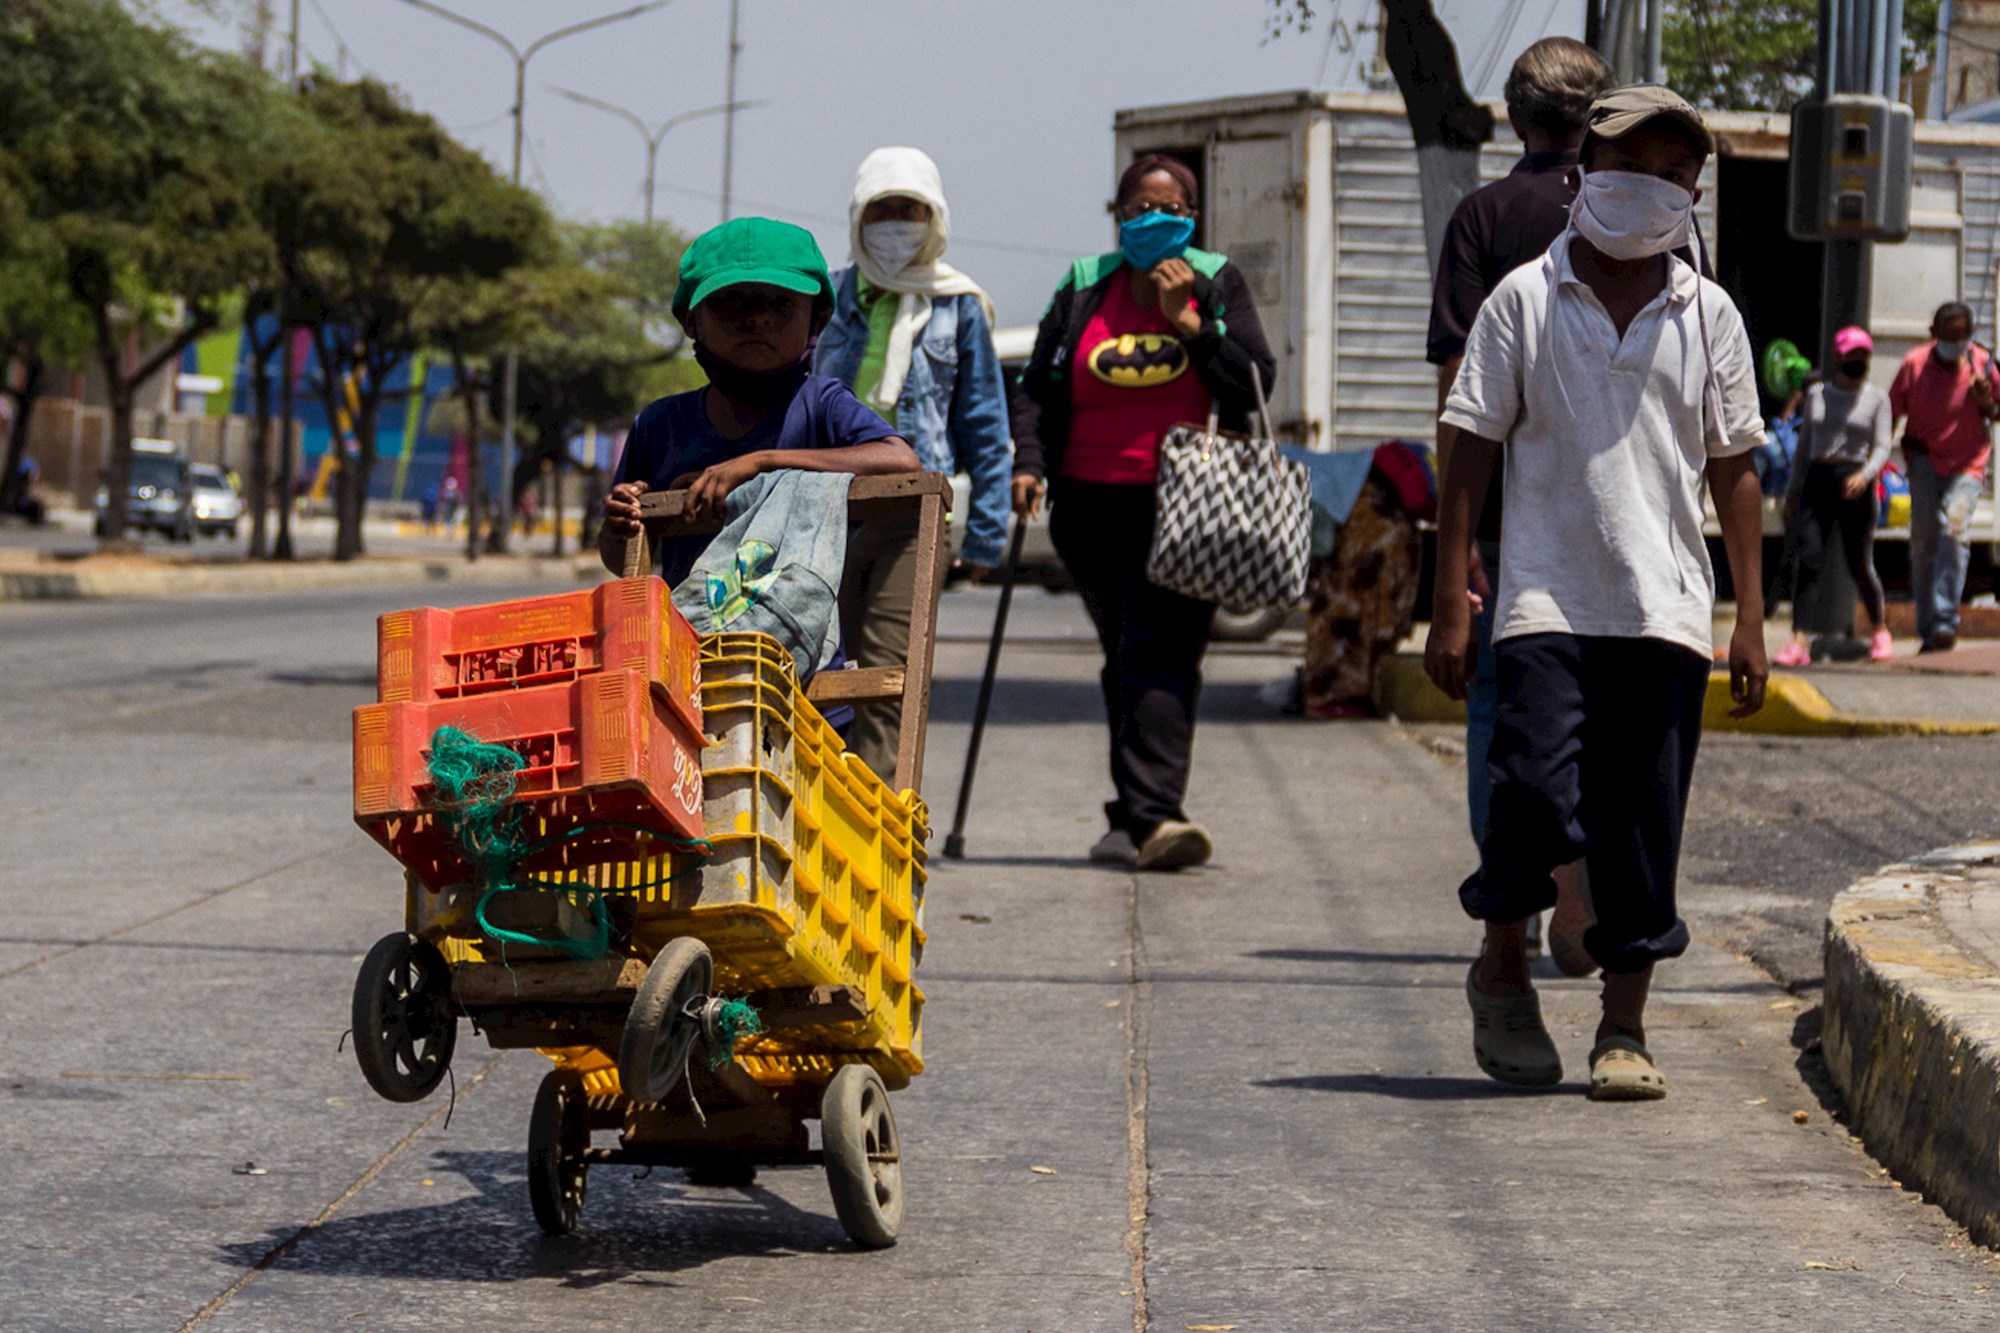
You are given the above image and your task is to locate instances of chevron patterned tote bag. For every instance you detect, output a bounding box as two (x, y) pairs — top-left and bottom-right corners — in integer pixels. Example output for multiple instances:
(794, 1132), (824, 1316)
(1145, 366), (1311, 611)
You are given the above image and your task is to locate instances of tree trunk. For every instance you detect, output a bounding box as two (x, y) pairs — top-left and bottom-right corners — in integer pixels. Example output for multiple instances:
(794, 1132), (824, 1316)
(452, 351), (483, 564)
(551, 451), (565, 558)
(339, 391), (384, 561)
(244, 320), (277, 559)
(104, 389), (137, 541)
(96, 323), (139, 542)
(1382, 0), (1493, 271)
(0, 350), (45, 516)
(314, 340), (355, 561)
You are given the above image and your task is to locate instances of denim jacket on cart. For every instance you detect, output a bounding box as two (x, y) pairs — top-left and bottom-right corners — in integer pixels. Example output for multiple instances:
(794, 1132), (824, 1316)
(815, 267), (1014, 567)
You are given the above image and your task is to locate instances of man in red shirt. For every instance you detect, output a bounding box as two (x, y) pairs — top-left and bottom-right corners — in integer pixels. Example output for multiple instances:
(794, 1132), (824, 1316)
(1888, 301), (2000, 651)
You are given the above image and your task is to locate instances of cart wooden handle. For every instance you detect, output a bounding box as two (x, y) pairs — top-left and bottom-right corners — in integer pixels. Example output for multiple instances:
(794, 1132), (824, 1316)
(620, 473), (952, 793)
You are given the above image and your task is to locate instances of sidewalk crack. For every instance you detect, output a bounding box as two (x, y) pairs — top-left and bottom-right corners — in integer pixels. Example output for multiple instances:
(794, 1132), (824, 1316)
(1123, 872), (1153, 1332)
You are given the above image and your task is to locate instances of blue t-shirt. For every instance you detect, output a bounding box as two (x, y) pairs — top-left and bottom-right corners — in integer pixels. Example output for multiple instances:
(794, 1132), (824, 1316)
(615, 375), (896, 584)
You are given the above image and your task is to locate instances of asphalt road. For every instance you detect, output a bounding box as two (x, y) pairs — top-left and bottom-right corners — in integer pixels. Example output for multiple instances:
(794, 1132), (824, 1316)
(3, 580), (1997, 1331)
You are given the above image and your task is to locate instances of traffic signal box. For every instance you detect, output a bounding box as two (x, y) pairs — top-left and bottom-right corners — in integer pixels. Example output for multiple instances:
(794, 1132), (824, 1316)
(1789, 94), (1915, 243)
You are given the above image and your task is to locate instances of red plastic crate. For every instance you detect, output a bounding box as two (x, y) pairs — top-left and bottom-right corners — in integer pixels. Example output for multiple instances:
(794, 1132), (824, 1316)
(376, 577), (700, 734)
(354, 668), (705, 889)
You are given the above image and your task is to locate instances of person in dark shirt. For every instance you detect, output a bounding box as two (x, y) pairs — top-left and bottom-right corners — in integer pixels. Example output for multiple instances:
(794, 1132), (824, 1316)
(600, 216), (920, 585)
(1427, 37), (1611, 975)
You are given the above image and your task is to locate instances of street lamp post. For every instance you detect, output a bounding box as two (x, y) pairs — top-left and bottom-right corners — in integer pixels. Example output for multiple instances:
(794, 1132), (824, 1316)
(395, 0), (674, 553)
(549, 90), (766, 225)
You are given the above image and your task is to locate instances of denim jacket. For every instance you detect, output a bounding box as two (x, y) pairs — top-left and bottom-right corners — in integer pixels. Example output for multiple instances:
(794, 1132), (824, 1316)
(816, 267), (1014, 566)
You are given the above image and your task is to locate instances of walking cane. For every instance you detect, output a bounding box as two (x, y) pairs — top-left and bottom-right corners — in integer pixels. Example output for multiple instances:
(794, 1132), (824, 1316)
(942, 518), (1028, 860)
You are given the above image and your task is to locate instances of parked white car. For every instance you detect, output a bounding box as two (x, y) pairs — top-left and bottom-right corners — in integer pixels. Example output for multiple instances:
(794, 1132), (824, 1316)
(189, 464), (243, 539)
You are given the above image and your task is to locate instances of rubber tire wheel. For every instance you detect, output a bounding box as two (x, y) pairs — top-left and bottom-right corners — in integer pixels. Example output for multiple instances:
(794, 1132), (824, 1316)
(617, 938), (712, 1105)
(682, 1159), (758, 1188)
(351, 932), (457, 1103)
(822, 1064), (902, 1248)
(1210, 605), (1289, 642)
(528, 1068), (590, 1236)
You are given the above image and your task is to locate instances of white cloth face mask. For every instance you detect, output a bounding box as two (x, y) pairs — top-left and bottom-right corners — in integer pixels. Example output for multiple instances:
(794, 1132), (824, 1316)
(1570, 169), (1695, 261)
(862, 220), (929, 277)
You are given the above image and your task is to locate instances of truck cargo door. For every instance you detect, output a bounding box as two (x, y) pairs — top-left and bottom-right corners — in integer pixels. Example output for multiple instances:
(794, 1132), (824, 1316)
(1207, 137), (1298, 427)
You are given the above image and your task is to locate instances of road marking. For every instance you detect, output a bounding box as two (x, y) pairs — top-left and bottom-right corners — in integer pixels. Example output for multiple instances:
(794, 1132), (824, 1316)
(0, 844), (347, 985)
(177, 1050), (506, 1330)
(59, 1071), (251, 1082)
(1122, 872), (1152, 1333)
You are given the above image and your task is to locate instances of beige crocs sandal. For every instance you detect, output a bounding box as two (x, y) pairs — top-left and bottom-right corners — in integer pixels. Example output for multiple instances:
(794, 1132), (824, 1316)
(1588, 1035), (1668, 1101)
(1465, 962), (1562, 1087)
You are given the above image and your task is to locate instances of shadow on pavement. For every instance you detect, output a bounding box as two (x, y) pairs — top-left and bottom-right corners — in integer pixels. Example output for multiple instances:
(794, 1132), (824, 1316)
(1247, 947), (1473, 967)
(1256, 1073), (1581, 1099)
(216, 1149), (852, 1285)
(925, 676), (1276, 725)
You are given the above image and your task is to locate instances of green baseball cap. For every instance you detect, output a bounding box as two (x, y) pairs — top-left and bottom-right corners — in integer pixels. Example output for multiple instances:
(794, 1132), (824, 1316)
(671, 217), (834, 323)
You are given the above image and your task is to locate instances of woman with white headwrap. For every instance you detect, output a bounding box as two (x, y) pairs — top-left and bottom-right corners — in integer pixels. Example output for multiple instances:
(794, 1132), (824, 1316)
(817, 146), (1013, 787)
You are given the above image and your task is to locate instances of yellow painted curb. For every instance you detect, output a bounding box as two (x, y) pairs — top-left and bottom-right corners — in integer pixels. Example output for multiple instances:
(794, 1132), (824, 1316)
(1375, 655), (1998, 737)
(1699, 670), (2000, 737)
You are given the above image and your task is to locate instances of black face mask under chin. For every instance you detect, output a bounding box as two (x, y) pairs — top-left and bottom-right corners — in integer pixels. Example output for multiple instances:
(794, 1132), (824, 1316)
(694, 343), (812, 409)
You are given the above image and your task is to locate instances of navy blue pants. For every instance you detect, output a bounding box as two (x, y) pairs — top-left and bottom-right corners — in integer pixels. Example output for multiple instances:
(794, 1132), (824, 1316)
(1458, 633), (1710, 974)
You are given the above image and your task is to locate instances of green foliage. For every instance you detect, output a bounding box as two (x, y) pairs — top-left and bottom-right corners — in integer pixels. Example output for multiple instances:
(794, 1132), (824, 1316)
(0, 0), (279, 534)
(513, 219), (693, 475)
(289, 75), (552, 558)
(1664, 0), (1940, 111)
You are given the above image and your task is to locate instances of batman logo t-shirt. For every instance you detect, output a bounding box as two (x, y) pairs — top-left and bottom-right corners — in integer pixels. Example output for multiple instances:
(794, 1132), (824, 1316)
(1088, 332), (1189, 388)
(1063, 276), (1212, 484)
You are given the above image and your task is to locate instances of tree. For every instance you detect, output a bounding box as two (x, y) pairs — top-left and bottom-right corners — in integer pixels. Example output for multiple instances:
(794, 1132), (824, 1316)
(1667, 0), (1939, 111)
(512, 220), (692, 557)
(416, 252), (556, 563)
(0, 0), (270, 540)
(1271, 1), (1944, 116)
(235, 90), (331, 558)
(0, 159), (91, 518)
(291, 78), (548, 560)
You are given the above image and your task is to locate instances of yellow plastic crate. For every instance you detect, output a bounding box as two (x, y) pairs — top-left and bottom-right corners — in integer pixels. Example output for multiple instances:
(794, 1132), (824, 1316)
(435, 634), (929, 1092)
(519, 634), (928, 1091)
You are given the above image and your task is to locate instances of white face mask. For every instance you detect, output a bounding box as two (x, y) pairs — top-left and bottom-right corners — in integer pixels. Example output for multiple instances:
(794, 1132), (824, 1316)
(862, 220), (929, 276)
(1935, 339), (1967, 362)
(1570, 169), (1695, 261)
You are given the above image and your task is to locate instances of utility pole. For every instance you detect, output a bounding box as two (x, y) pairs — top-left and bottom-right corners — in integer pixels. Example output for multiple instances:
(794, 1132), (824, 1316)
(721, 0), (742, 221)
(393, 1), (675, 553)
(273, 0), (302, 561)
(1809, 0), (1909, 368)
(551, 90), (764, 225)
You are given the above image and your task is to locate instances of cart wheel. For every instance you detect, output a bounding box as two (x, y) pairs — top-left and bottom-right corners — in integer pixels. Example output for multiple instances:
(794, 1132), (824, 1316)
(617, 938), (712, 1105)
(528, 1068), (589, 1236)
(821, 1064), (902, 1248)
(350, 932), (456, 1103)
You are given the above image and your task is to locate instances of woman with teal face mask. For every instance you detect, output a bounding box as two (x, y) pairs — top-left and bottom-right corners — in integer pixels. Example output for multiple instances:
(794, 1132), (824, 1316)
(1011, 153), (1278, 872)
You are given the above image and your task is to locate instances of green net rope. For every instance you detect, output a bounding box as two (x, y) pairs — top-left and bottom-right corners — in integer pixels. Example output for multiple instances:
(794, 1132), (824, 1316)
(708, 998), (765, 1067)
(425, 725), (712, 962)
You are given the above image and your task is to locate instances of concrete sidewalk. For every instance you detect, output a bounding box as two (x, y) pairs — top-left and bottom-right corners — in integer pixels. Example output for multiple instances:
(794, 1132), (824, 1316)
(1826, 844), (2000, 1251)
(4, 580), (1996, 1329)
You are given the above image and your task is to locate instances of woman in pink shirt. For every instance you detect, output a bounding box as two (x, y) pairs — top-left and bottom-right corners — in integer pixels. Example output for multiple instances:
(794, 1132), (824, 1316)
(1011, 156), (1276, 871)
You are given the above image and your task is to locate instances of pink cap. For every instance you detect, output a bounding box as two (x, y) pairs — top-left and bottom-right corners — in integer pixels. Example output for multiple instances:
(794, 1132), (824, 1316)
(1833, 326), (1874, 357)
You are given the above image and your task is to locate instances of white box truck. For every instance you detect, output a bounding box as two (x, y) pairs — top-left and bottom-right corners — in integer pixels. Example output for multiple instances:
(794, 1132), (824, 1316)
(1114, 89), (2000, 459)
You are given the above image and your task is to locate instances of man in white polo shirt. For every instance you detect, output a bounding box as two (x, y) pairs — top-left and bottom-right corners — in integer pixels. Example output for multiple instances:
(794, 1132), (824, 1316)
(1424, 85), (1769, 1103)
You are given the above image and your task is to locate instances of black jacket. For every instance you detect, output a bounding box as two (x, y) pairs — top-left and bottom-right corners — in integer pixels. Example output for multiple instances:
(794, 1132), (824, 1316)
(1011, 250), (1278, 481)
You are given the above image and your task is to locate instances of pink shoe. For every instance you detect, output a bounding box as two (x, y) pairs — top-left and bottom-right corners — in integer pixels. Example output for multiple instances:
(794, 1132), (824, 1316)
(1774, 640), (1812, 668)
(1870, 628), (1895, 661)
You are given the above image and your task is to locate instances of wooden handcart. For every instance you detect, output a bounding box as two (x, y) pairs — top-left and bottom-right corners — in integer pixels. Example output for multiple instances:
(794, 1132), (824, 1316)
(348, 473), (950, 1248)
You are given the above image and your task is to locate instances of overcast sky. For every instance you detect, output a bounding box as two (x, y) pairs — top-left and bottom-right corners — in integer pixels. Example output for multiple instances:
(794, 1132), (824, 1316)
(160, 0), (1583, 328)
